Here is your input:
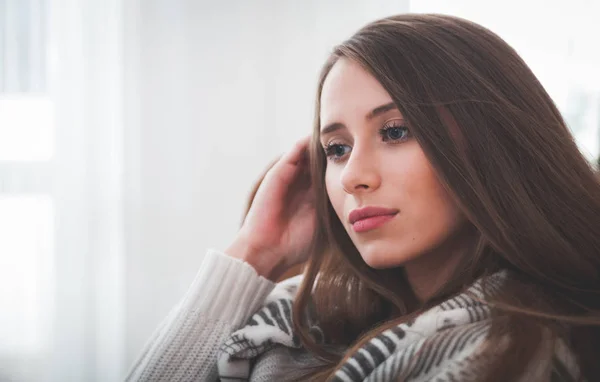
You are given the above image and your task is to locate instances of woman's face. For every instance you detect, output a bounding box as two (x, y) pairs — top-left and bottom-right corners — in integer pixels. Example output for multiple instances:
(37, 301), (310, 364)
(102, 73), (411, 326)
(319, 58), (466, 270)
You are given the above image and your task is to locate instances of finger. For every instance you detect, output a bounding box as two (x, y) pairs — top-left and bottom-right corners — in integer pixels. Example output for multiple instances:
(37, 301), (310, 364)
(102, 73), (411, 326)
(267, 136), (312, 186)
(279, 136), (311, 167)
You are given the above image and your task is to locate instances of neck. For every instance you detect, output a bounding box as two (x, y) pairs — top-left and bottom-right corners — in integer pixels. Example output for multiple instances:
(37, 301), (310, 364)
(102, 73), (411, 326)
(404, 228), (475, 303)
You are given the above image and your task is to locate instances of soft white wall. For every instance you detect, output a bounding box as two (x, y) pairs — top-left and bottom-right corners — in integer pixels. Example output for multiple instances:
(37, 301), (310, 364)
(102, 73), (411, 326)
(124, 0), (410, 366)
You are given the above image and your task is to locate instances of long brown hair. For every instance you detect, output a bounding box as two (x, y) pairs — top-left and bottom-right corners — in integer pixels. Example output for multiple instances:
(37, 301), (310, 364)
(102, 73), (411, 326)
(245, 14), (600, 381)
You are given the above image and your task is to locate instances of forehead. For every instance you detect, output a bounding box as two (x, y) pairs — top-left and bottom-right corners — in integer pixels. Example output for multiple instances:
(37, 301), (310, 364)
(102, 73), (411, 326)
(320, 58), (393, 124)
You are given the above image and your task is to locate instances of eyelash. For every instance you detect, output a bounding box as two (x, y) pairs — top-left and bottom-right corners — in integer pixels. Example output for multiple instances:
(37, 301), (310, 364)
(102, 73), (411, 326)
(323, 122), (411, 163)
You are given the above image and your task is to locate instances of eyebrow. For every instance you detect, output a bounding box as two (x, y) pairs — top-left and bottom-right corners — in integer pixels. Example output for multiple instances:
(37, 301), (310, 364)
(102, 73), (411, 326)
(320, 102), (397, 136)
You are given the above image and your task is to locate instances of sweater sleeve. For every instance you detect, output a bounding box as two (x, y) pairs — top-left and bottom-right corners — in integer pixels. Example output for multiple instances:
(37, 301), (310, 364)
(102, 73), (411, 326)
(124, 249), (276, 382)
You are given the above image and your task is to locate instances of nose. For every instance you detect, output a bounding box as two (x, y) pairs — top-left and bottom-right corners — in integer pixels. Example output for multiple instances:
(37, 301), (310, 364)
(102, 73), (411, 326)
(340, 145), (381, 194)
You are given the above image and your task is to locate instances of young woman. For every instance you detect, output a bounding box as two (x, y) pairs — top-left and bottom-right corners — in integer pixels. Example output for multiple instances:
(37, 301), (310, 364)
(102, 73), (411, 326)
(126, 14), (600, 381)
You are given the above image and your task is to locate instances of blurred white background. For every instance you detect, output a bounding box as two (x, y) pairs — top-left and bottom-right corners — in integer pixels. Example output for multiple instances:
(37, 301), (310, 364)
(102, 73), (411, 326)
(0, 0), (598, 381)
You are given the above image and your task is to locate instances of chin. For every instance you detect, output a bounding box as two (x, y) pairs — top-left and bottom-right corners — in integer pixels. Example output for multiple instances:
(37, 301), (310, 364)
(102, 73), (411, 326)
(362, 258), (391, 269)
(359, 250), (407, 269)
(356, 241), (420, 270)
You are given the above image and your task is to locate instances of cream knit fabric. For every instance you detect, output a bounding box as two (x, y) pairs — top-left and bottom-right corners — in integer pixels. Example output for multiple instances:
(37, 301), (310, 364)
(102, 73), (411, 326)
(125, 249), (275, 381)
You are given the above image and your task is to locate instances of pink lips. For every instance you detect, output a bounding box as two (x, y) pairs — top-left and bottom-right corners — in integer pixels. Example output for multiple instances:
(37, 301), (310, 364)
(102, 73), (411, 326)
(348, 206), (399, 233)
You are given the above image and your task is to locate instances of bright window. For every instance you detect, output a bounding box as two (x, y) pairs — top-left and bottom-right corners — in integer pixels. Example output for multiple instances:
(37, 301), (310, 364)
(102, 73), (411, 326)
(0, 196), (54, 356)
(0, 0), (55, 363)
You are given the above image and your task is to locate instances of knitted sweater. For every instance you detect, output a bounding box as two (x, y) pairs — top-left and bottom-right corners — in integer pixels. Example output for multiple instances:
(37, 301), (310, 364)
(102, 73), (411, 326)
(125, 249), (580, 382)
(125, 249), (276, 381)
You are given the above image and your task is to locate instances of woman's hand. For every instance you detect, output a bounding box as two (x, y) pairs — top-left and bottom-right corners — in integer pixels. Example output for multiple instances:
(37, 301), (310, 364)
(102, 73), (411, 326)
(226, 136), (316, 281)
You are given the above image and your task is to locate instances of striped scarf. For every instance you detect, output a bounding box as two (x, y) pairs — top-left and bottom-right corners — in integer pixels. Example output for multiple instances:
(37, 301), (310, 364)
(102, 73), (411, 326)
(217, 274), (578, 381)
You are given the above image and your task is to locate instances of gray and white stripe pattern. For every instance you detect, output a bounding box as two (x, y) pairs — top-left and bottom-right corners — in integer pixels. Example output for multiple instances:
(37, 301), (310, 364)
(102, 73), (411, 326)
(217, 273), (578, 381)
(330, 288), (494, 382)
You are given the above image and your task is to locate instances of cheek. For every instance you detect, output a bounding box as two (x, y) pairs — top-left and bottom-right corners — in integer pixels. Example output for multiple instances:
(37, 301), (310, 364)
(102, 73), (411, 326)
(325, 168), (345, 221)
(399, 159), (464, 246)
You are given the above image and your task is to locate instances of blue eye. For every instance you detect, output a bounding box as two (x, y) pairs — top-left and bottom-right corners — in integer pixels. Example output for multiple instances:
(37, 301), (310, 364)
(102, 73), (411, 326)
(380, 124), (410, 142)
(324, 143), (351, 162)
